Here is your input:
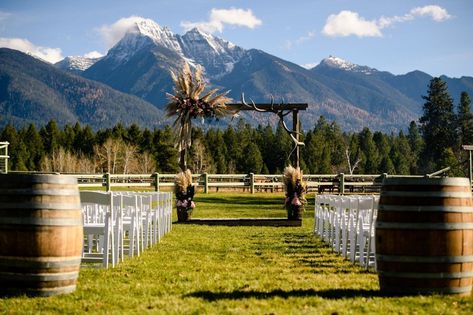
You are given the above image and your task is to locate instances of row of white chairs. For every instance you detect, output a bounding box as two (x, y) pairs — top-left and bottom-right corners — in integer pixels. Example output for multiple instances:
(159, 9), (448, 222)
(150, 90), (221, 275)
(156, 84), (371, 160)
(314, 195), (379, 270)
(80, 191), (173, 268)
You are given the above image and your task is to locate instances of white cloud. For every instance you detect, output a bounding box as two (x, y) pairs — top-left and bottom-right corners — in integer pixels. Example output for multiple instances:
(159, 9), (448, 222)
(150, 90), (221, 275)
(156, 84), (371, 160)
(98, 15), (147, 48)
(410, 5), (452, 22)
(84, 50), (104, 59)
(322, 5), (451, 38)
(181, 8), (262, 34)
(322, 10), (382, 38)
(0, 37), (63, 63)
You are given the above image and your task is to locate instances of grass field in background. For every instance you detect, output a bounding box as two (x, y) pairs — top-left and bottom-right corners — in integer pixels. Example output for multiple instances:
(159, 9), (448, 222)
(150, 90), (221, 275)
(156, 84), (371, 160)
(1, 193), (472, 314)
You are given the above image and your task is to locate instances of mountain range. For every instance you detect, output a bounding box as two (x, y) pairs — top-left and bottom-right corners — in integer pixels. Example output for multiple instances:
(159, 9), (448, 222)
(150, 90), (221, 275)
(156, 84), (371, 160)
(2, 17), (473, 131)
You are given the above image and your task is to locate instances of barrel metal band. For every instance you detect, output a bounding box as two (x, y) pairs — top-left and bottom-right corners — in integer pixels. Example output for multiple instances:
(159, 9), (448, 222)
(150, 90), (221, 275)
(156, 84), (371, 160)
(0, 202), (80, 210)
(376, 222), (473, 230)
(0, 217), (83, 226)
(0, 285), (77, 297)
(381, 191), (472, 198)
(0, 256), (82, 268)
(0, 271), (79, 282)
(0, 188), (79, 196)
(378, 270), (473, 279)
(376, 254), (473, 263)
(382, 177), (470, 186)
(380, 285), (472, 295)
(378, 205), (473, 213)
(7, 175), (78, 185)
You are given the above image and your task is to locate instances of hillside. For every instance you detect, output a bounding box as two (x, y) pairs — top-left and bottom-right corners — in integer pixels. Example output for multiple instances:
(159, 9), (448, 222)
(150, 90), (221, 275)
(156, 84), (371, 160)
(0, 48), (165, 129)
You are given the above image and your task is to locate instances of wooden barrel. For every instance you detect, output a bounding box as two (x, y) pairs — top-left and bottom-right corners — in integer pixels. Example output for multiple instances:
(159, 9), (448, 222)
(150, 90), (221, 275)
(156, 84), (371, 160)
(376, 177), (473, 296)
(0, 174), (83, 297)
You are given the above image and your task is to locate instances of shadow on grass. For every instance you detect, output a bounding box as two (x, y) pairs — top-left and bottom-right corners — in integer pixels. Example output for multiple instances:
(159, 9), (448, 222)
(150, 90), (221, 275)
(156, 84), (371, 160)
(195, 195), (283, 206)
(185, 288), (385, 301)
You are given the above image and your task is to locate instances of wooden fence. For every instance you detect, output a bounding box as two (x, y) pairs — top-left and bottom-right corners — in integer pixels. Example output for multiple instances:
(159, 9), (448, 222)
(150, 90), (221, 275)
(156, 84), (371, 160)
(0, 142), (8, 174)
(64, 172), (389, 194)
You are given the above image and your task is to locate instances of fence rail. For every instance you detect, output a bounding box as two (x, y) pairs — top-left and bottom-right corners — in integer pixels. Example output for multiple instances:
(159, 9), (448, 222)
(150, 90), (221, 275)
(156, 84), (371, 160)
(0, 141), (8, 174)
(6, 172), (399, 194)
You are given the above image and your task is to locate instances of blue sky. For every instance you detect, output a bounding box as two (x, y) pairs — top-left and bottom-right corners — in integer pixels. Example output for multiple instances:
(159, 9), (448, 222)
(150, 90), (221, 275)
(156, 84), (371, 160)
(0, 0), (472, 77)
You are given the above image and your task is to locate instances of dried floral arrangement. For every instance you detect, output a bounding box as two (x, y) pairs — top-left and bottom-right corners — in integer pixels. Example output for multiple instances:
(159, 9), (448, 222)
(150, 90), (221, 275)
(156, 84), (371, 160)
(174, 169), (195, 221)
(283, 165), (307, 219)
(165, 63), (232, 169)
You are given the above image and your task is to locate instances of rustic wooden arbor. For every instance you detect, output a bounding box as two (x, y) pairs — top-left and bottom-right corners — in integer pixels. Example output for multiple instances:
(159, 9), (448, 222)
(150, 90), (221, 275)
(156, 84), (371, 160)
(229, 95), (308, 168)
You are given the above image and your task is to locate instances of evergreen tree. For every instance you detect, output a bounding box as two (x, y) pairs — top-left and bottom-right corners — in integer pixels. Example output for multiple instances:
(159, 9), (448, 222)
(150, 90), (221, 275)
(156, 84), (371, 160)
(358, 127), (378, 173)
(1, 124), (28, 171)
(407, 121), (423, 174)
(257, 125), (277, 173)
(273, 122), (292, 172)
(391, 131), (411, 174)
(419, 77), (456, 172)
(240, 142), (263, 174)
(457, 91), (473, 146)
(154, 126), (179, 173)
(20, 124), (44, 170)
(40, 120), (61, 155)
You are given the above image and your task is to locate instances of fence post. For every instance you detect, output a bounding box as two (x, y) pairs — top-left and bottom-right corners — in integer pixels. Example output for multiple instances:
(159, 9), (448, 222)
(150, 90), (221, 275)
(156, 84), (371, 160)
(250, 173), (255, 194)
(338, 173), (345, 195)
(204, 173), (209, 194)
(104, 172), (111, 192)
(154, 172), (159, 192)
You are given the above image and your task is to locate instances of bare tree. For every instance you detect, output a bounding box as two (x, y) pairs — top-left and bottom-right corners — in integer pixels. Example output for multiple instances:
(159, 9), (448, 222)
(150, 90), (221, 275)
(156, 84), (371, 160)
(95, 138), (122, 173)
(138, 151), (156, 174)
(346, 148), (362, 175)
(122, 143), (138, 174)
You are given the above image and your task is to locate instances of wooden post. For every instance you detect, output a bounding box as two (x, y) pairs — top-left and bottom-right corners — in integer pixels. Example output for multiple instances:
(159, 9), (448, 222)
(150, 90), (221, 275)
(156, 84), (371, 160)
(293, 110), (300, 169)
(104, 172), (111, 192)
(339, 173), (345, 195)
(250, 173), (255, 194)
(204, 173), (209, 194)
(154, 172), (159, 192)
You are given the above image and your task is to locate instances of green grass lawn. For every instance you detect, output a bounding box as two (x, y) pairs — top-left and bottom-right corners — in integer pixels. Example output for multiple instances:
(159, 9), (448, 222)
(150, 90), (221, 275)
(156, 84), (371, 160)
(1, 193), (472, 314)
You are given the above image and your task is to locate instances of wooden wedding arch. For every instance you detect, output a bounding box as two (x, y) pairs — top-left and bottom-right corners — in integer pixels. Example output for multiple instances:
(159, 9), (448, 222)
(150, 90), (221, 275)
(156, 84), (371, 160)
(229, 94), (308, 169)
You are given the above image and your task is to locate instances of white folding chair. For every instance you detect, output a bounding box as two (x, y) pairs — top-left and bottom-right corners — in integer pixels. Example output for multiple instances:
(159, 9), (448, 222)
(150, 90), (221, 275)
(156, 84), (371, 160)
(80, 191), (116, 268)
(121, 194), (142, 257)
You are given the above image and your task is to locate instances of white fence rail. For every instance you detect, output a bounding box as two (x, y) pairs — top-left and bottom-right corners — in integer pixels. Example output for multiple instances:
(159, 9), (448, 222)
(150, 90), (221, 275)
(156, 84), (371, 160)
(0, 142), (8, 174)
(25, 172), (387, 194)
(80, 191), (173, 268)
(314, 194), (379, 270)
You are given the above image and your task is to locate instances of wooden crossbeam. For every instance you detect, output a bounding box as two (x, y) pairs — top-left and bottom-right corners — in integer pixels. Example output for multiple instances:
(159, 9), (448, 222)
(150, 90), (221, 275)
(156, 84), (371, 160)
(227, 103), (308, 111)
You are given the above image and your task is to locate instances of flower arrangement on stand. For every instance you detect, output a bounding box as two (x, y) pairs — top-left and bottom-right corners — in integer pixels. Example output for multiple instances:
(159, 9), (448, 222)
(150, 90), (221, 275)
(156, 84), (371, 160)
(283, 165), (307, 220)
(174, 169), (195, 222)
(166, 63), (234, 221)
(165, 63), (232, 172)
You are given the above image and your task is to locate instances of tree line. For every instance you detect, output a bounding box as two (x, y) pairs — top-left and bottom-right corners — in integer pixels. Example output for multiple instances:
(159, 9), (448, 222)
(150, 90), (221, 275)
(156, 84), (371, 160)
(1, 77), (471, 176)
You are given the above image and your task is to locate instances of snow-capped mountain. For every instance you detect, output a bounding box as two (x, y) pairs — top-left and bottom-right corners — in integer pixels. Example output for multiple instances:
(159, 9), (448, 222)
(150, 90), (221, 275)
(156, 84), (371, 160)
(179, 27), (245, 78)
(317, 56), (377, 75)
(77, 18), (246, 78)
(105, 18), (183, 66)
(75, 18), (473, 131)
(55, 56), (102, 74)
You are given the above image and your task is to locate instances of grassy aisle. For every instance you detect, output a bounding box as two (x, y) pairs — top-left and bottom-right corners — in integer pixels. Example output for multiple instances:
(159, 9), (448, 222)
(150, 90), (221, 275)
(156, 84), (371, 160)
(1, 193), (472, 314)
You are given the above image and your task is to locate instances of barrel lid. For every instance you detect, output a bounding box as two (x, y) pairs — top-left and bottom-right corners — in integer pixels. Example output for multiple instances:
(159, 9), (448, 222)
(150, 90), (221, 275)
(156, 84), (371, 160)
(382, 177), (470, 186)
(0, 173), (78, 185)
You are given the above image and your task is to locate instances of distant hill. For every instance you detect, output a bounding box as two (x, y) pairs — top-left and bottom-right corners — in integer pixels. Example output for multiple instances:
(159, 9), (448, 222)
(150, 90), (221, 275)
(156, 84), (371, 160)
(0, 48), (165, 129)
(77, 18), (473, 131)
(4, 17), (473, 132)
